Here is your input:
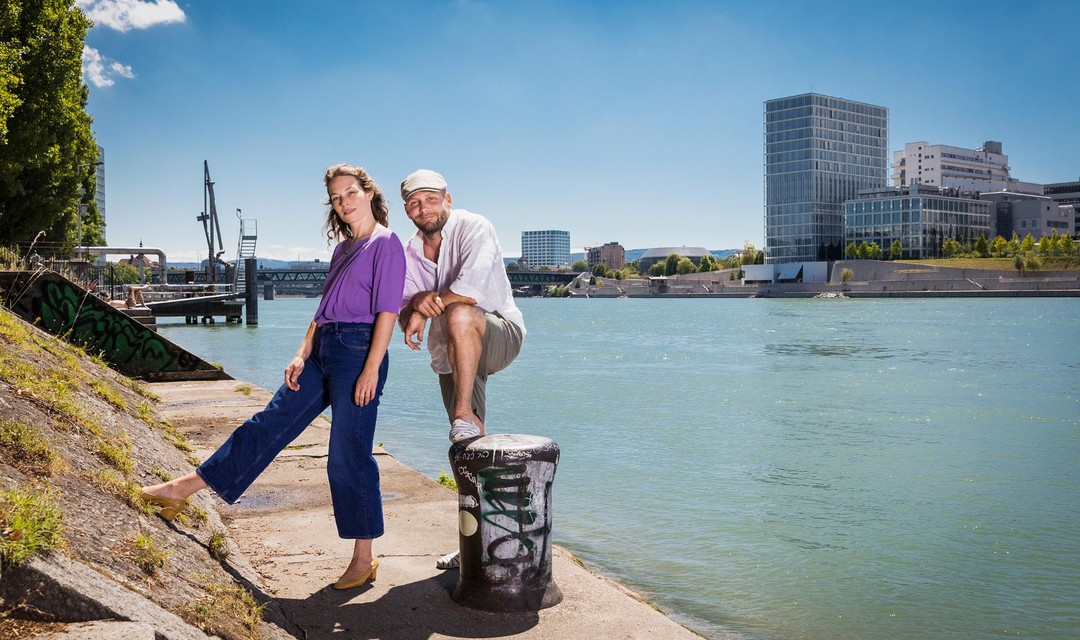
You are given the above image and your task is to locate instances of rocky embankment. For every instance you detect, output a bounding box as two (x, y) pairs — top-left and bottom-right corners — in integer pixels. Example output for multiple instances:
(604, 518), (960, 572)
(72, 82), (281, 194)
(0, 306), (295, 639)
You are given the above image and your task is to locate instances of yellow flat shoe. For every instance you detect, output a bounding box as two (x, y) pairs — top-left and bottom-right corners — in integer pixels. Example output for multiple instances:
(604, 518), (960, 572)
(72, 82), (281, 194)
(333, 558), (379, 590)
(139, 490), (189, 521)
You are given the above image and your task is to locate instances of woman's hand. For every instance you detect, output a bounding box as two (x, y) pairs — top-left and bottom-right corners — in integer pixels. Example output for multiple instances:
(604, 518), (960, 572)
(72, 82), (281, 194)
(354, 369), (378, 406)
(284, 356), (305, 391)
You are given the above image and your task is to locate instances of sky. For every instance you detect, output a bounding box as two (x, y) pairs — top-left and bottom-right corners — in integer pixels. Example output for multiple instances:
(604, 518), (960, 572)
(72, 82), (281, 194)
(80, 0), (1080, 263)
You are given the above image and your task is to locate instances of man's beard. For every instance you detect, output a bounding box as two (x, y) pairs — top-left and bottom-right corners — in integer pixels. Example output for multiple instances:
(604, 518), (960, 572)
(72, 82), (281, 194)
(416, 210), (449, 236)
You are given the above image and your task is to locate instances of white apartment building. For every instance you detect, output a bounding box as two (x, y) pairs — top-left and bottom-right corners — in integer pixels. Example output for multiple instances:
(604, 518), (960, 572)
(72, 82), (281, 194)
(891, 140), (1042, 195)
(520, 229), (571, 268)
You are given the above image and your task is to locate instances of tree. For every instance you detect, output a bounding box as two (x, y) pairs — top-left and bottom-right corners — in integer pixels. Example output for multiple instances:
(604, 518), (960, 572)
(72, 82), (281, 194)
(571, 259), (588, 272)
(110, 261), (141, 284)
(889, 239), (903, 260)
(648, 262), (665, 277)
(992, 235), (1008, 257)
(664, 253), (680, 276)
(698, 254), (715, 272)
(0, 0), (100, 248)
(505, 261), (519, 271)
(845, 241), (857, 259)
(868, 241), (882, 260)
(1059, 233), (1076, 256)
(1020, 233), (1037, 253)
(942, 239), (962, 258)
(973, 235), (990, 258)
(856, 241), (870, 259)
(591, 263), (608, 278)
(676, 257), (696, 274)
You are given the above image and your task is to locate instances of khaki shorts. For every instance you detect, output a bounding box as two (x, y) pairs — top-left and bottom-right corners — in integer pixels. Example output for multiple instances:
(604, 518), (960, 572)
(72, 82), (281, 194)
(438, 312), (523, 423)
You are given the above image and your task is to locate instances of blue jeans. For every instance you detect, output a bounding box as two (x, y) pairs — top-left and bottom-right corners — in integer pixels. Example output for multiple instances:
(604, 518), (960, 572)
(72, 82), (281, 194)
(196, 322), (387, 539)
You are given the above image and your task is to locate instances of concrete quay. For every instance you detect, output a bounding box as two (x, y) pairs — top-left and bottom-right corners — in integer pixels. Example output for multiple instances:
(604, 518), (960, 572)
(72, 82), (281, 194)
(151, 379), (703, 640)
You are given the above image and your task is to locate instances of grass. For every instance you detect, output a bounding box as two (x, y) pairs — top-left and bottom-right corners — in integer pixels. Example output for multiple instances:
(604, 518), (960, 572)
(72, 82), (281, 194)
(185, 575), (266, 640)
(436, 471), (458, 492)
(0, 417), (60, 476)
(208, 531), (229, 561)
(137, 406), (193, 453)
(130, 529), (169, 575)
(0, 488), (63, 566)
(149, 467), (171, 482)
(93, 430), (134, 476)
(234, 384), (253, 396)
(177, 505), (208, 529)
(898, 256), (1080, 271)
(89, 379), (127, 411)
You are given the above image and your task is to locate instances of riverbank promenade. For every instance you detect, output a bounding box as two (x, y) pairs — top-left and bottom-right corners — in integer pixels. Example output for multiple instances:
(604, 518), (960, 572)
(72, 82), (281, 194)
(151, 379), (701, 639)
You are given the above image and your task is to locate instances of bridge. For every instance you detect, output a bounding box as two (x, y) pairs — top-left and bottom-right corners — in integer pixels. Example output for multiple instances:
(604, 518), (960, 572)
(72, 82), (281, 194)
(167, 268), (581, 289)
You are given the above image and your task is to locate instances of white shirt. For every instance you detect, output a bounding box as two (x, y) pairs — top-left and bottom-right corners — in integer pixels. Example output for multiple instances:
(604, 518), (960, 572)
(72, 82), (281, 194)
(401, 208), (525, 374)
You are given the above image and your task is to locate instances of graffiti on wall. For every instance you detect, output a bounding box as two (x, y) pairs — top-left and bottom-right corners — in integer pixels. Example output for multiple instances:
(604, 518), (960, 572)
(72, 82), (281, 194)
(1, 271), (219, 379)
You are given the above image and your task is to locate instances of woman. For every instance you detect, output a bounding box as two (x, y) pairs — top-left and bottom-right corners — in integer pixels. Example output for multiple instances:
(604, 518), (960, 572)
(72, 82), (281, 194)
(140, 164), (406, 590)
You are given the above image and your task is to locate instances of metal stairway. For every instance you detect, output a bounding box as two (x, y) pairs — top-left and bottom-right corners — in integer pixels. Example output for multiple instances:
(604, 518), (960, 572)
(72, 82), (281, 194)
(235, 216), (258, 283)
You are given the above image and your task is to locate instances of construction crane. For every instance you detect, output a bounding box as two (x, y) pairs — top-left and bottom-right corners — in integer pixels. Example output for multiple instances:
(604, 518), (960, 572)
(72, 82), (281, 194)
(197, 160), (228, 283)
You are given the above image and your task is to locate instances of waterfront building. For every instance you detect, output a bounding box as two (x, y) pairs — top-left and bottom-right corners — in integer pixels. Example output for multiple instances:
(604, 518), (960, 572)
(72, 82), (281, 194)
(1043, 178), (1080, 236)
(586, 241), (625, 270)
(521, 229), (571, 268)
(764, 93), (889, 264)
(891, 140), (1042, 195)
(979, 191), (1075, 240)
(637, 246), (710, 273)
(844, 184), (990, 259)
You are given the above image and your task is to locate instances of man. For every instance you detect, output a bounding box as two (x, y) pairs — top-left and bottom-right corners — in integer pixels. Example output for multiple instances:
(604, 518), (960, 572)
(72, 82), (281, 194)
(399, 169), (525, 446)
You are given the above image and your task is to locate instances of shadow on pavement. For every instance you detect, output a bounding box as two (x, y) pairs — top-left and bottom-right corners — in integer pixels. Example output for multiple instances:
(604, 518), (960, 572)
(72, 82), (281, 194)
(276, 570), (540, 640)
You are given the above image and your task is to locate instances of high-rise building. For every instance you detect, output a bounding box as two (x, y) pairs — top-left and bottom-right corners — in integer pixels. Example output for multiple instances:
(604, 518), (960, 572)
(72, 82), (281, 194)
(764, 93), (889, 263)
(891, 140), (1042, 194)
(520, 230), (570, 268)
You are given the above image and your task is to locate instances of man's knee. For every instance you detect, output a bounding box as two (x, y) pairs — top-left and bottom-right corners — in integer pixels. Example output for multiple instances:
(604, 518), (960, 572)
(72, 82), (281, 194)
(444, 303), (485, 337)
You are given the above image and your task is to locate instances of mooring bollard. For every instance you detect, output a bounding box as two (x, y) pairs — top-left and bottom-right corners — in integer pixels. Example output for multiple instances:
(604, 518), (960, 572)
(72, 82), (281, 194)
(449, 434), (562, 612)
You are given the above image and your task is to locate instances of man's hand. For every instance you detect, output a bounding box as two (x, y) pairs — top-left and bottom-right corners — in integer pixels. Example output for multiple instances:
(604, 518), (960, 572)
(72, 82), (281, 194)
(410, 290), (446, 318)
(403, 313), (428, 350)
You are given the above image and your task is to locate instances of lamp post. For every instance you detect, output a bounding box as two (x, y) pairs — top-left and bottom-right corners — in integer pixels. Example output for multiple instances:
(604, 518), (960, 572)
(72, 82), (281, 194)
(75, 161), (104, 258)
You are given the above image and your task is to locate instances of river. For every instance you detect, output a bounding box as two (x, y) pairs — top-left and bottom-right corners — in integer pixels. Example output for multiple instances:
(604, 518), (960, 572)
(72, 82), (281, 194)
(158, 296), (1080, 640)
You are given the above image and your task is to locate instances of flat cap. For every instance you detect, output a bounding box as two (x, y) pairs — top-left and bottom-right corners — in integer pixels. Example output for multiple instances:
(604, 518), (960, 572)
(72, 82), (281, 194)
(401, 169), (447, 200)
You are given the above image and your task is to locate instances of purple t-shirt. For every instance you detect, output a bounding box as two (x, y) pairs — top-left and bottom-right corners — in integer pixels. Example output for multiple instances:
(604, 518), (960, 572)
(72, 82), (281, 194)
(314, 226), (406, 325)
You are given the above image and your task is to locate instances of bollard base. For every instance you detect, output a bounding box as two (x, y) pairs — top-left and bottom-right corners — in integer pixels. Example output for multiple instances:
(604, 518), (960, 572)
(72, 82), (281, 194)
(452, 578), (562, 612)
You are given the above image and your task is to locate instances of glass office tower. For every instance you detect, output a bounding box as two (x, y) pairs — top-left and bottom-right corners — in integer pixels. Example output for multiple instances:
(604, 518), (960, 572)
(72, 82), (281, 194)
(764, 93), (889, 263)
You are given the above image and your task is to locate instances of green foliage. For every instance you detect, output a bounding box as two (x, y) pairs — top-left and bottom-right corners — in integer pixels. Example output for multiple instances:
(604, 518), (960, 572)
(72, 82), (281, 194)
(591, 263), (608, 277)
(840, 268), (853, 283)
(0, 0), (100, 247)
(110, 262), (141, 285)
(505, 261), (519, 271)
(648, 262), (665, 276)
(991, 235), (1009, 257)
(1020, 233), (1037, 253)
(0, 487), (63, 566)
(0, 417), (60, 476)
(571, 259), (588, 271)
(130, 529), (169, 575)
(973, 235), (990, 258)
(676, 257), (696, 274)
(436, 471), (458, 492)
(234, 384), (253, 396)
(664, 253), (680, 276)
(185, 576), (266, 639)
(890, 239), (903, 260)
(208, 531), (229, 561)
(941, 239), (962, 258)
(698, 254), (715, 271)
(846, 241), (857, 259)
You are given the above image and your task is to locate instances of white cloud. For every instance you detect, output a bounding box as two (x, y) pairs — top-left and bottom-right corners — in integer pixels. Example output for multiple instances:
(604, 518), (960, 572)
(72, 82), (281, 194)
(76, 0), (186, 33)
(82, 45), (136, 88)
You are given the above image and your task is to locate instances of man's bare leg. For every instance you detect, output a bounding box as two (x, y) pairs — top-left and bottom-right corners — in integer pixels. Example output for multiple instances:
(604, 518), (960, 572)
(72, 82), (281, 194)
(444, 303), (486, 432)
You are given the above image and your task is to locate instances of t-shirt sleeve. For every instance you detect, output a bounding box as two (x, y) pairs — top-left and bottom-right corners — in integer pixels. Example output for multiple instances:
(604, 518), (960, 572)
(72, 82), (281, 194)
(372, 233), (407, 316)
(448, 217), (502, 304)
